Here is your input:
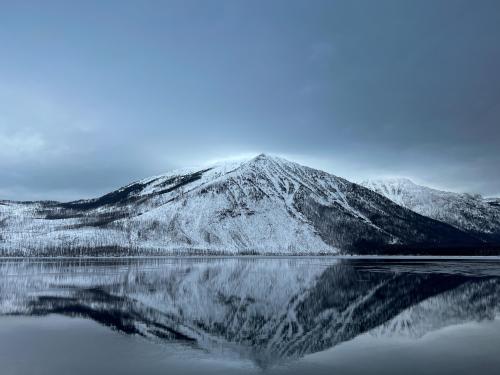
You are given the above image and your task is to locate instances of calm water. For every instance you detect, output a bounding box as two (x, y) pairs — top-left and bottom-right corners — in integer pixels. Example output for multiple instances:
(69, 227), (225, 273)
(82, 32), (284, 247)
(1, 257), (500, 375)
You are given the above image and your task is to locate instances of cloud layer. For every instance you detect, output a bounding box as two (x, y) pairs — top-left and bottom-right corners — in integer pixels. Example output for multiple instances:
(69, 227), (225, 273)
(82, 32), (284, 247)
(1, 0), (499, 200)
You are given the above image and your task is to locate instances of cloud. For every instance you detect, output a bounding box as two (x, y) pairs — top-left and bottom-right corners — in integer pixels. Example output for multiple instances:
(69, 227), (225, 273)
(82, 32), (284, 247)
(0, 132), (46, 158)
(309, 41), (336, 62)
(0, 83), (98, 161)
(0, 1), (499, 200)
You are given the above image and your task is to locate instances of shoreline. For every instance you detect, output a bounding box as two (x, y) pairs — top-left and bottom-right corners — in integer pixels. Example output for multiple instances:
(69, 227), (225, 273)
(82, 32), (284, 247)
(2, 255), (500, 260)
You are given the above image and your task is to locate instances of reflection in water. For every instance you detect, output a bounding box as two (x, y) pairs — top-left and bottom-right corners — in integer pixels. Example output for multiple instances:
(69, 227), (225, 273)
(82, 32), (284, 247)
(1, 258), (499, 369)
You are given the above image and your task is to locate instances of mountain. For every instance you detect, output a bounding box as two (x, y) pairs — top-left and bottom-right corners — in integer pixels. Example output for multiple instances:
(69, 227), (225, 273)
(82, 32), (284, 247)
(485, 197), (500, 209)
(0, 154), (491, 256)
(361, 178), (500, 242)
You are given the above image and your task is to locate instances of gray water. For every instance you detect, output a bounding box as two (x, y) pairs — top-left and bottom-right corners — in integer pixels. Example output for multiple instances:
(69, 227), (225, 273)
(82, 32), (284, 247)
(1, 257), (499, 374)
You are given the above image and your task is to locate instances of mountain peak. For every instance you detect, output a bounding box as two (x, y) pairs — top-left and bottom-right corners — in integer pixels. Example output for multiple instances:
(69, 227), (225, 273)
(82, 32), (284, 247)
(361, 177), (500, 236)
(243, 153), (293, 168)
(249, 153), (281, 163)
(202, 153), (278, 170)
(363, 177), (416, 187)
(254, 152), (270, 159)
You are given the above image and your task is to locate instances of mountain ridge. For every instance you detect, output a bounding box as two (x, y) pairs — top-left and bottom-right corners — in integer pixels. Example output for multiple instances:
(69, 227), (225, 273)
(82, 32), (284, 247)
(1, 154), (497, 256)
(361, 177), (500, 242)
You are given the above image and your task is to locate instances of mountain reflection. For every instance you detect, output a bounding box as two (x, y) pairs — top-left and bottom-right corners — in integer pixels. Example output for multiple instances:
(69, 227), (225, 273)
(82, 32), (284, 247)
(1, 258), (499, 368)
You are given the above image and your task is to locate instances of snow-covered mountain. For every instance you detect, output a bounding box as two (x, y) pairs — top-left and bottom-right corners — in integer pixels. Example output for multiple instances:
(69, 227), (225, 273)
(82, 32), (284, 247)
(485, 197), (500, 209)
(0, 154), (488, 256)
(361, 178), (500, 241)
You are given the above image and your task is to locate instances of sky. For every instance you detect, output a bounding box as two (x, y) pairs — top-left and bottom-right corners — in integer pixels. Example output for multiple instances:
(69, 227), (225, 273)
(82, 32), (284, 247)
(1, 0), (499, 201)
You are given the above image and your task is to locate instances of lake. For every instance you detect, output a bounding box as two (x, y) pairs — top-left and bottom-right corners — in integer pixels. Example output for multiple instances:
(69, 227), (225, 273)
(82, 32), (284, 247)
(1, 257), (499, 375)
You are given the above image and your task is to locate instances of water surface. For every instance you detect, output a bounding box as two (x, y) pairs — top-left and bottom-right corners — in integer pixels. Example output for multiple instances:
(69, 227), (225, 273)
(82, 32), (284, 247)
(1, 257), (499, 374)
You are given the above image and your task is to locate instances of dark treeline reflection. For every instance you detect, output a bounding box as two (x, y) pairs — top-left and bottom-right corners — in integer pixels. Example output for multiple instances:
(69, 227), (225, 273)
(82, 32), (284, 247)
(1, 258), (499, 368)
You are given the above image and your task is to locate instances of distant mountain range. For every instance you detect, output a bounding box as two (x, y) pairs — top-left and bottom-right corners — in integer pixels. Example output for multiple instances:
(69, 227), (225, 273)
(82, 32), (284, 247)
(361, 178), (500, 242)
(1, 154), (499, 256)
(485, 197), (500, 208)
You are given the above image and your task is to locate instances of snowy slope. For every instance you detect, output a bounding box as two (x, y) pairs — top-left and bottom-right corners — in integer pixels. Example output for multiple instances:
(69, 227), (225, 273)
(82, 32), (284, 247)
(0, 155), (484, 256)
(485, 197), (500, 209)
(361, 178), (500, 240)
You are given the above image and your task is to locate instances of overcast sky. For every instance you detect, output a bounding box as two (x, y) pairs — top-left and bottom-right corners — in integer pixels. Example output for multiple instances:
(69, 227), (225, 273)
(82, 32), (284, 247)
(1, 0), (499, 201)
